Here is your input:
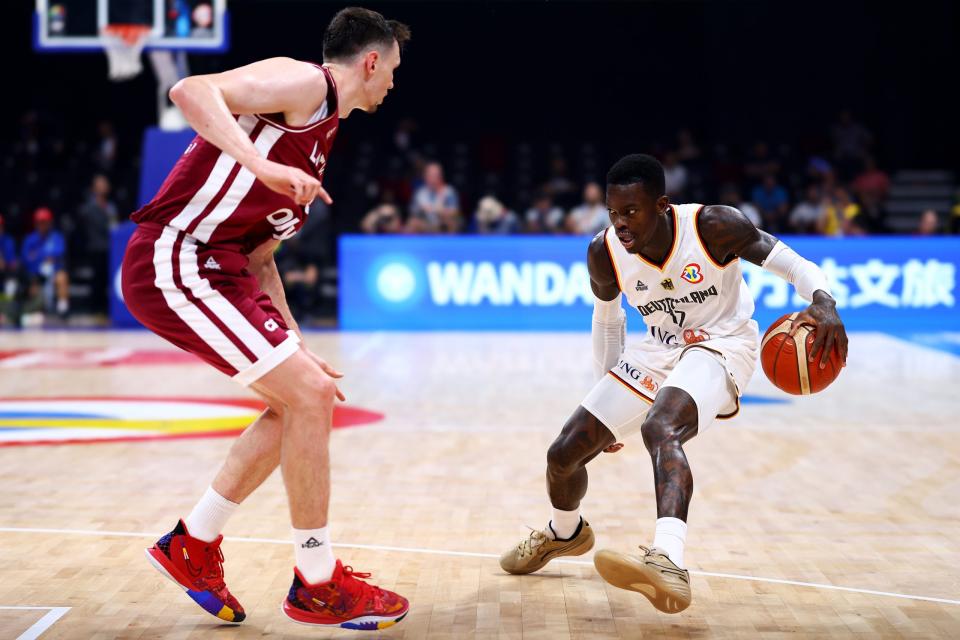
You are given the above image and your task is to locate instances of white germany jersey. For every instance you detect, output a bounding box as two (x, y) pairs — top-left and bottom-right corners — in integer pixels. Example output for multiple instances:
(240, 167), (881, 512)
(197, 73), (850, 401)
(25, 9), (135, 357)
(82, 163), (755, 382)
(604, 203), (756, 347)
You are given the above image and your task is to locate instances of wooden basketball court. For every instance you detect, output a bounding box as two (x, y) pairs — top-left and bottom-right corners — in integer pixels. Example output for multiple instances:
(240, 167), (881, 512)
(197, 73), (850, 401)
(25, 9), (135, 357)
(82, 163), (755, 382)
(1, 329), (958, 638)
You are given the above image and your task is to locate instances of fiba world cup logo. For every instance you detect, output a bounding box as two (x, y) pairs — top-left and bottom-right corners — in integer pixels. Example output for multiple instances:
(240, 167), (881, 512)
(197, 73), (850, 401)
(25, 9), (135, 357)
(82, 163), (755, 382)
(681, 263), (704, 284)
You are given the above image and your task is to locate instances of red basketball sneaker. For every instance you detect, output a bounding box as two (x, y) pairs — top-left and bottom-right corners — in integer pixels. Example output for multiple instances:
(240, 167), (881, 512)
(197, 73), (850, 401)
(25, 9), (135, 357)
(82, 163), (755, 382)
(144, 520), (245, 623)
(282, 560), (409, 630)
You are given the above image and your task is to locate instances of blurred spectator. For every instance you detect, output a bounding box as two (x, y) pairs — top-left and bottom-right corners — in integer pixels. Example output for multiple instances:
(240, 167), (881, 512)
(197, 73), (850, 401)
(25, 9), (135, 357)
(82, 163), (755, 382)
(76, 174), (118, 314)
(951, 190), (960, 234)
(851, 195), (889, 235)
(744, 142), (781, 184)
(0, 215), (19, 324)
(474, 196), (521, 234)
(409, 162), (460, 233)
(822, 186), (862, 236)
(711, 144), (743, 188)
(275, 201), (331, 319)
(662, 152), (688, 199)
(525, 193), (565, 234)
(788, 185), (826, 234)
(566, 182), (608, 235)
(915, 209), (940, 236)
(95, 120), (117, 172)
(21, 207), (69, 319)
(361, 203), (404, 234)
(852, 155), (890, 203)
(719, 184), (762, 228)
(392, 118), (418, 155)
(831, 110), (872, 179)
(542, 156), (577, 208)
(750, 174), (790, 232)
(805, 156), (835, 188)
(676, 129), (701, 162)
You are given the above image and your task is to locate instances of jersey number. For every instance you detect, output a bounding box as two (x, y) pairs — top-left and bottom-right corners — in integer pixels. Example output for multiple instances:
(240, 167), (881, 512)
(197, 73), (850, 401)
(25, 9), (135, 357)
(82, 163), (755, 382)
(668, 309), (686, 327)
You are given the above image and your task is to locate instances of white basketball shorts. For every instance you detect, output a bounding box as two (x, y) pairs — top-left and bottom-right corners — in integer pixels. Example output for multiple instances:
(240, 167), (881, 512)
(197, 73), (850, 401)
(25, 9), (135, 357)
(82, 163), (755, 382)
(580, 334), (758, 442)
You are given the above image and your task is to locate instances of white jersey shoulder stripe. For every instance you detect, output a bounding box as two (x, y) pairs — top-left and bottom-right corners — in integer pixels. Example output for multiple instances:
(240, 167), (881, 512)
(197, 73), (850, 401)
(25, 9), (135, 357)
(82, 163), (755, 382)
(168, 115), (258, 232)
(191, 125), (285, 244)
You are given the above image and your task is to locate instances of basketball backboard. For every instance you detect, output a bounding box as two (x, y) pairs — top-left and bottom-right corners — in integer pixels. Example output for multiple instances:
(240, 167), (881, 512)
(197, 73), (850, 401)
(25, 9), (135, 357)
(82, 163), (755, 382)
(34, 0), (228, 52)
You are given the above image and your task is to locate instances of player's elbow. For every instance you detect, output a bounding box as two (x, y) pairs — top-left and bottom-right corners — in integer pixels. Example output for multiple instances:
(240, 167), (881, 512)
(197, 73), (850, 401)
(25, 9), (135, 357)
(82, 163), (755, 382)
(168, 76), (205, 107)
(168, 78), (189, 107)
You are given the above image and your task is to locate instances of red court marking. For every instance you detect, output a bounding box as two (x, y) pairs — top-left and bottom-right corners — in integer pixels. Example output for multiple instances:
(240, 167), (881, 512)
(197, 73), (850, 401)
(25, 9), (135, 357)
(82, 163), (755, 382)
(0, 349), (202, 368)
(0, 397), (385, 447)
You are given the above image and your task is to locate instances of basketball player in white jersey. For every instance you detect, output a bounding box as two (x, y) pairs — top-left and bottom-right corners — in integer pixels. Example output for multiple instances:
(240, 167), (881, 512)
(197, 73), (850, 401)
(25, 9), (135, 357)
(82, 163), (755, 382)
(500, 154), (848, 613)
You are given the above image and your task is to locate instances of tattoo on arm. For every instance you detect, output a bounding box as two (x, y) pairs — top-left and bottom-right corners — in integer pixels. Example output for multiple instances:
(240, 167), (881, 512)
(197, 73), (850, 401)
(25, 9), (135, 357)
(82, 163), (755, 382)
(699, 205), (779, 267)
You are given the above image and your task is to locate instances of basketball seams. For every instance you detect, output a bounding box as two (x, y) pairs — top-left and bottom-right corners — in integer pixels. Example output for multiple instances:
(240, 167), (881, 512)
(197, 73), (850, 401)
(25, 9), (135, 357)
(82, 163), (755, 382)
(793, 326), (811, 395)
(762, 312), (841, 395)
(760, 313), (795, 351)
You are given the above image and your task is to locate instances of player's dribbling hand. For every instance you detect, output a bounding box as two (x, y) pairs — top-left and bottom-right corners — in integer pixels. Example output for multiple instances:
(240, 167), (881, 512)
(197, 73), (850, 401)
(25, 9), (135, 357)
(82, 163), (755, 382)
(789, 291), (849, 370)
(255, 160), (333, 207)
(305, 349), (346, 402)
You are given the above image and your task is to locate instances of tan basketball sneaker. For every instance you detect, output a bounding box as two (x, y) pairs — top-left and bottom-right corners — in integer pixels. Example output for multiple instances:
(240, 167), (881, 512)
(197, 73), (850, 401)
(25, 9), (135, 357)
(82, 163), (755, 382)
(499, 520), (595, 574)
(593, 546), (691, 613)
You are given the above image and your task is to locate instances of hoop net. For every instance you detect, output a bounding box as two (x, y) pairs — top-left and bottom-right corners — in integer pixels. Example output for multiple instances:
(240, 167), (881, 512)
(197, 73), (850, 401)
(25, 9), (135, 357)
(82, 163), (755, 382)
(102, 24), (151, 81)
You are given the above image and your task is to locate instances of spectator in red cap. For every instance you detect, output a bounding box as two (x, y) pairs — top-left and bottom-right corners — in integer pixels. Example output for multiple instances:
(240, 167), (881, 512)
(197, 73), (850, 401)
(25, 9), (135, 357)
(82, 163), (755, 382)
(21, 207), (70, 319)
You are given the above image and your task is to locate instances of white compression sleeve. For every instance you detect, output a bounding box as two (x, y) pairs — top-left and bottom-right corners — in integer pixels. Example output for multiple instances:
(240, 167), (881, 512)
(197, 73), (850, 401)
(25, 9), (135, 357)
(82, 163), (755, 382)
(592, 295), (625, 380)
(761, 240), (832, 303)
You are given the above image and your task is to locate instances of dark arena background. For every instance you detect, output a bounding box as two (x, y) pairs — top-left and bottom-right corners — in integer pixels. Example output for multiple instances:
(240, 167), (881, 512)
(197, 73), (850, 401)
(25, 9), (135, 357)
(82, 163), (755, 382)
(1, 1), (958, 638)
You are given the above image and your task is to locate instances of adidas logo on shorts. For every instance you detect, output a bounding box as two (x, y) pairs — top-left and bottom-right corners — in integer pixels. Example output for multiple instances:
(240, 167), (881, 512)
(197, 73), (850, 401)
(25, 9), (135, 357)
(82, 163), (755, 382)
(204, 256), (221, 270)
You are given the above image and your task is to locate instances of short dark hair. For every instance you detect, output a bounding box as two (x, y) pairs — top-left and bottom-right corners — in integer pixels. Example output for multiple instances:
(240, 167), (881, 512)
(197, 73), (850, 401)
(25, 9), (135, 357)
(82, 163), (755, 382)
(323, 7), (411, 61)
(606, 154), (665, 198)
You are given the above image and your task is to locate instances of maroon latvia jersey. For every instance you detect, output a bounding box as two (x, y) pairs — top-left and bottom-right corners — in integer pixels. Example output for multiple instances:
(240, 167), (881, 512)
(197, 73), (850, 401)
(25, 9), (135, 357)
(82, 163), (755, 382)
(132, 64), (339, 254)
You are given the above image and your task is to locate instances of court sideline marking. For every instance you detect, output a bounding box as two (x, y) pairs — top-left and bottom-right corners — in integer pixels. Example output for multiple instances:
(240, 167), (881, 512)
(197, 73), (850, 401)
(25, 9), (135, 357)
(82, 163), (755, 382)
(0, 606), (71, 640)
(2, 526), (958, 607)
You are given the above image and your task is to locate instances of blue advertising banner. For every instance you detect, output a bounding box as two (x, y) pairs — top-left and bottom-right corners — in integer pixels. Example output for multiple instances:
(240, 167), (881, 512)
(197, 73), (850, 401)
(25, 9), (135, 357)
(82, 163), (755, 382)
(109, 221), (140, 328)
(138, 127), (196, 207)
(339, 235), (959, 332)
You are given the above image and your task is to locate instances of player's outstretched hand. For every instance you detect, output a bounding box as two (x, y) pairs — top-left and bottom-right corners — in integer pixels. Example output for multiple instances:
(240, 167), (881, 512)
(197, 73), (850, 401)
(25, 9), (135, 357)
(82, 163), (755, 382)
(305, 349), (346, 402)
(789, 291), (848, 370)
(254, 160), (333, 207)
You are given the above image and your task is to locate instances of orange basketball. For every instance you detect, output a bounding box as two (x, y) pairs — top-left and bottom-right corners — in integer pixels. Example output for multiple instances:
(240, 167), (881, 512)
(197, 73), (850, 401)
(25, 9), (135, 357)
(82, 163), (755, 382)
(761, 313), (842, 395)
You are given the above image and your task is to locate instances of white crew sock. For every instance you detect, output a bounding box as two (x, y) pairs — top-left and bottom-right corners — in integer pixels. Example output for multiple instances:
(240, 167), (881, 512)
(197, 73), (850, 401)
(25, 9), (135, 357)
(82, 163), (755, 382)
(653, 517), (688, 569)
(293, 527), (336, 584)
(548, 506), (582, 540)
(183, 486), (239, 543)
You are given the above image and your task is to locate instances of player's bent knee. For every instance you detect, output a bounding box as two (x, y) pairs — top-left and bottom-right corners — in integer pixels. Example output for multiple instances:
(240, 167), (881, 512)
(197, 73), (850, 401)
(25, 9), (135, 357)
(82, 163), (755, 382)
(640, 413), (677, 451)
(293, 375), (338, 409)
(546, 438), (580, 474)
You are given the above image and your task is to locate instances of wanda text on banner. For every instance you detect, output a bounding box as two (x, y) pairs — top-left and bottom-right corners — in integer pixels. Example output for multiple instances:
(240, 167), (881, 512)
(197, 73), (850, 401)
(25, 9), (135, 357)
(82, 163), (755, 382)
(337, 236), (958, 331)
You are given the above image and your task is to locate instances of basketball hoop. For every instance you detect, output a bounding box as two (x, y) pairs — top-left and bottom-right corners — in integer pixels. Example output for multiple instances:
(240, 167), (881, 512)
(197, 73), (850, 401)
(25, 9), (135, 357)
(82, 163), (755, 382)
(102, 24), (152, 81)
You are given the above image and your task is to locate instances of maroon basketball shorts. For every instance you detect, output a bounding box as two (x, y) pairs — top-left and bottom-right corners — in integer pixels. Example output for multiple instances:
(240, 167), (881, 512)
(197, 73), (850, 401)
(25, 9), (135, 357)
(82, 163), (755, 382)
(121, 223), (301, 385)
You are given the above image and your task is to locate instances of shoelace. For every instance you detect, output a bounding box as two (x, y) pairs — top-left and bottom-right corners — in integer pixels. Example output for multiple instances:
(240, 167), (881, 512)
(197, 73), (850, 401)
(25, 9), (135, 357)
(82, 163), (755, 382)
(340, 566), (383, 601)
(516, 527), (548, 558)
(638, 545), (687, 578)
(202, 544), (227, 591)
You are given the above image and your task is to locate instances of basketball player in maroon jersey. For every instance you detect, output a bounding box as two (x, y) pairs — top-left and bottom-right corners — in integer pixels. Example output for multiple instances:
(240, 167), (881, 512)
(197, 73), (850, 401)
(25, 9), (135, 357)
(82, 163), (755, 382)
(122, 8), (411, 630)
